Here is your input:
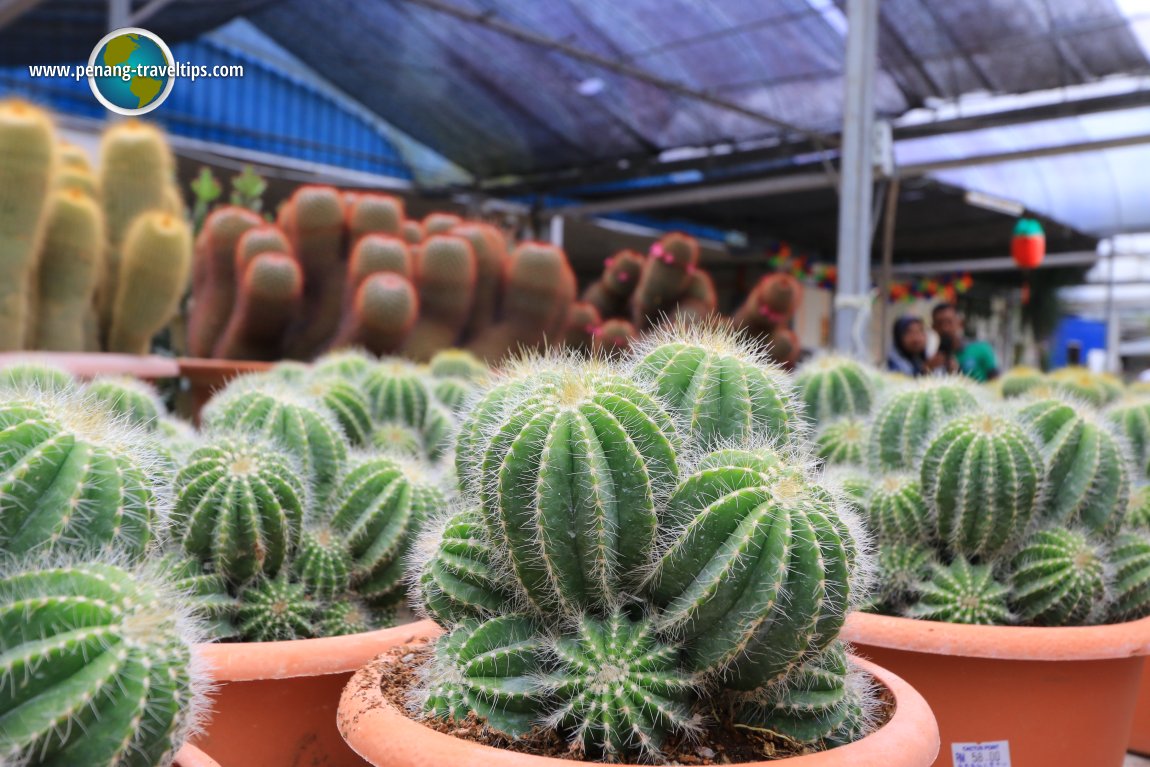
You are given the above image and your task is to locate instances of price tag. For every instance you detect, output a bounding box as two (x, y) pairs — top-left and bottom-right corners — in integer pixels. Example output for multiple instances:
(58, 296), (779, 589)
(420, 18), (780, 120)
(952, 741), (1011, 766)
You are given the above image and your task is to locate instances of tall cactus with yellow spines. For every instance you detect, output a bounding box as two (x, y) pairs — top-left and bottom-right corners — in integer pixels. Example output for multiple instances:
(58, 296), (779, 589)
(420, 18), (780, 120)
(868, 378), (980, 471)
(33, 187), (103, 351)
(794, 355), (875, 426)
(0, 100), (56, 350)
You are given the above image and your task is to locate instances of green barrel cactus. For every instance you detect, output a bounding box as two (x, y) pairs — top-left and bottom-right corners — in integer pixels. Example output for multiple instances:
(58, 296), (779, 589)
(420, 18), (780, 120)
(0, 390), (164, 559)
(1128, 484), (1150, 531)
(867, 379), (980, 471)
(417, 506), (516, 624)
(921, 411), (1043, 559)
(155, 552), (238, 641)
(420, 614), (545, 737)
(0, 361), (74, 393)
(292, 526), (353, 600)
(304, 374), (374, 447)
(869, 542), (935, 612)
(1048, 367), (1118, 408)
(543, 610), (698, 760)
(174, 434), (307, 584)
(1009, 528), (1106, 626)
(370, 421), (426, 459)
(464, 360), (680, 615)
(815, 417), (867, 466)
(999, 366), (1044, 399)
(1107, 399), (1150, 480)
(329, 455), (447, 606)
(364, 359), (433, 429)
(85, 375), (164, 430)
(429, 348), (489, 382)
(0, 559), (208, 767)
(906, 558), (1011, 625)
(646, 449), (858, 688)
(1018, 398), (1129, 537)
(313, 348), (377, 382)
(433, 376), (474, 413)
(866, 473), (930, 545)
(1108, 531), (1150, 622)
(316, 599), (373, 637)
(733, 642), (872, 747)
(794, 356), (875, 426)
(236, 574), (318, 642)
(630, 324), (800, 449)
(202, 380), (349, 499)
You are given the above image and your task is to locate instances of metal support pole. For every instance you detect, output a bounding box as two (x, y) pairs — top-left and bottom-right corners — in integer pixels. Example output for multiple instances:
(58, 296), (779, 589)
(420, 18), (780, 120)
(108, 0), (130, 30)
(1104, 241), (1118, 373)
(878, 178), (900, 364)
(549, 215), (565, 248)
(832, 0), (880, 352)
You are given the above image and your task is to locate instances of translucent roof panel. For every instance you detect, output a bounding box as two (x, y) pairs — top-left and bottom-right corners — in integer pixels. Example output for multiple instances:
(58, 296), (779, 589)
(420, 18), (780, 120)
(896, 106), (1150, 235)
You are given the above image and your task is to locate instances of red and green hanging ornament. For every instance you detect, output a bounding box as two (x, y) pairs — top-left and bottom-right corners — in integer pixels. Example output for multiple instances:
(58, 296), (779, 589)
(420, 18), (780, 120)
(1012, 218), (1045, 303)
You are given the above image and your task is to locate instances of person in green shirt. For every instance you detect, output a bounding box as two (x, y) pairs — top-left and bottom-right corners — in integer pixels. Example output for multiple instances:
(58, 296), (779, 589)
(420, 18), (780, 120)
(930, 303), (1000, 382)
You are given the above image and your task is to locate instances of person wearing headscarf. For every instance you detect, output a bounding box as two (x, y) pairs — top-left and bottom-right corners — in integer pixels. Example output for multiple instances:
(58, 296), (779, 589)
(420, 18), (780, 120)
(887, 316), (930, 377)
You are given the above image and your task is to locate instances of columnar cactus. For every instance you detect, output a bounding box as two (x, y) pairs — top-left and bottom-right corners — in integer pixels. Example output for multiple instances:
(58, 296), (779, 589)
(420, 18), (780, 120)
(646, 450), (858, 688)
(173, 434), (307, 584)
(280, 185), (346, 359)
(451, 222), (507, 338)
(906, 558), (1011, 625)
(404, 235), (477, 360)
(867, 379), (979, 471)
(1009, 528), (1106, 626)
(85, 375), (164, 429)
(463, 360), (680, 614)
(33, 188), (103, 351)
(921, 411), (1043, 559)
(1108, 531), (1150, 622)
(417, 507), (515, 624)
(422, 212), (462, 236)
(631, 233), (698, 331)
(815, 417), (868, 466)
(630, 322), (801, 450)
(236, 574), (318, 642)
(794, 356), (875, 426)
(420, 614), (545, 737)
(0, 559), (209, 767)
(1107, 399), (1150, 480)
(188, 206), (263, 357)
(213, 252), (303, 361)
(1018, 398), (1129, 537)
(866, 473), (930, 545)
(347, 192), (403, 241)
(0, 389), (164, 559)
(292, 525), (353, 600)
(331, 272), (419, 357)
(202, 381), (349, 499)
(347, 233), (411, 284)
(543, 610), (698, 760)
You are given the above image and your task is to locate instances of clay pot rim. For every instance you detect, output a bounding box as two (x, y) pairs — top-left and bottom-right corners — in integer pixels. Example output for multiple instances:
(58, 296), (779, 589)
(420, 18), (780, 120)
(0, 351), (181, 380)
(177, 357), (274, 383)
(197, 619), (441, 682)
(842, 611), (1150, 661)
(174, 743), (221, 767)
(337, 636), (940, 767)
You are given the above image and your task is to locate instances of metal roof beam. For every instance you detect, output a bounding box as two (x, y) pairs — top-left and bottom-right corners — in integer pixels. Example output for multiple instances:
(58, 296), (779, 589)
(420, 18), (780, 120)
(885, 251), (1097, 276)
(0, 0), (41, 31)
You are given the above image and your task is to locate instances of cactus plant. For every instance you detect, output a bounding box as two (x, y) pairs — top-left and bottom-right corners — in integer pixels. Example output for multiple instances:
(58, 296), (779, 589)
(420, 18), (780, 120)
(202, 380), (349, 499)
(1018, 398), (1129, 537)
(0, 100), (56, 351)
(432, 376), (474, 413)
(347, 192), (403, 242)
(906, 558), (1011, 625)
(451, 222), (507, 338)
(582, 250), (644, 319)
(869, 542), (935, 611)
(315, 348), (377, 382)
(463, 360), (680, 615)
(631, 233), (699, 331)
(563, 301), (602, 352)
(921, 411), (1044, 559)
(422, 212), (462, 236)
(417, 506), (515, 624)
(646, 449), (859, 688)
(188, 206), (263, 357)
(330, 272), (419, 357)
(329, 455), (446, 606)
(867, 379), (980, 471)
(315, 598), (373, 637)
(734, 273), (804, 329)
(429, 349), (488, 382)
(1128, 483), (1150, 531)
(33, 188), (103, 351)
(363, 359), (433, 428)
(347, 233), (411, 287)
(999, 366), (1044, 398)
(1047, 367), (1119, 408)
(304, 374), (374, 447)
(236, 574), (318, 642)
(173, 434), (307, 584)
(794, 356), (875, 426)
(85, 375), (164, 429)
(0, 389), (165, 559)
(591, 318), (638, 358)
(213, 252), (303, 360)
(0, 360), (75, 392)
(0, 558), (209, 767)
(1108, 531), (1150, 622)
(403, 235), (477, 361)
(155, 551), (238, 640)
(402, 219), (425, 245)
(866, 473), (930, 545)
(1009, 527), (1106, 626)
(280, 185), (346, 358)
(631, 322), (800, 450)
(370, 421), (425, 459)
(419, 614), (545, 737)
(106, 211), (193, 354)
(1107, 399), (1150, 480)
(543, 610), (698, 760)
(293, 525), (353, 600)
(815, 417), (868, 466)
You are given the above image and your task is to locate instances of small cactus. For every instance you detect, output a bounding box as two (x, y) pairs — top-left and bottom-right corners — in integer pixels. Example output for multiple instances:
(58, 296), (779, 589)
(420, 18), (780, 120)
(402, 219), (424, 245)
(867, 379), (979, 471)
(236, 574), (318, 642)
(404, 235), (477, 360)
(292, 525), (353, 600)
(316, 598), (373, 637)
(173, 434), (307, 584)
(631, 233), (699, 331)
(921, 411), (1043, 559)
(155, 551), (238, 640)
(429, 349), (488, 382)
(1009, 528), (1107, 626)
(85, 375), (164, 429)
(866, 473), (930, 545)
(630, 322), (801, 450)
(370, 421), (426, 459)
(314, 348), (377, 382)
(1107, 399), (1150, 480)
(591, 318), (639, 358)
(363, 359), (433, 429)
(416, 506), (516, 624)
(907, 558), (1011, 625)
(1108, 531), (1150, 622)
(304, 374), (374, 447)
(1048, 367), (1119, 408)
(869, 542), (936, 611)
(815, 417), (868, 466)
(420, 614), (545, 737)
(432, 376), (474, 414)
(422, 212), (462, 236)
(999, 366), (1044, 398)
(188, 206), (264, 356)
(347, 192), (403, 241)
(543, 610), (698, 760)
(0, 558), (209, 766)
(794, 356), (875, 426)
(330, 272), (419, 357)
(451, 222), (508, 339)
(1127, 484), (1150, 531)
(0, 360), (74, 392)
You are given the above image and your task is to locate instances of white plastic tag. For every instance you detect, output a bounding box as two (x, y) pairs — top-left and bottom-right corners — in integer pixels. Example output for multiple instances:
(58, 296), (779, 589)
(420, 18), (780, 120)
(951, 740), (1011, 766)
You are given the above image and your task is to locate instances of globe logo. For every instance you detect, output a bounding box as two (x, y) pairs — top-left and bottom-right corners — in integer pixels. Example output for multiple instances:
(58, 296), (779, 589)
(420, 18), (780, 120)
(87, 27), (175, 116)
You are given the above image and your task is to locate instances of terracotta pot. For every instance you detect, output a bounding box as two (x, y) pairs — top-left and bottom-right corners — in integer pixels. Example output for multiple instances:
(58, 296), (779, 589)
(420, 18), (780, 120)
(177, 357), (273, 422)
(1127, 663), (1150, 755)
(174, 743), (222, 767)
(0, 351), (180, 380)
(336, 636), (940, 767)
(195, 620), (440, 767)
(842, 611), (1150, 767)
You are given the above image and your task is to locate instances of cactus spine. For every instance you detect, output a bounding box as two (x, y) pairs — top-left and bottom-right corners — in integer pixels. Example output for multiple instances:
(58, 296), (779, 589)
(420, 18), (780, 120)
(1108, 531), (1150, 622)
(330, 273), (418, 356)
(417, 507), (515, 624)
(906, 558), (1011, 625)
(293, 526), (353, 600)
(866, 473), (930, 545)
(1009, 528), (1106, 626)
(867, 380), (979, 471)
(236, 574), (318, 642)
(794, 356), (875, 426)
(815, 417), (868, 466)
(921, 411), (1043, 559)
(33, 188), (103, 351)
(85, 375), (164, 429)
(0, 560), (208, 767)
(1107, 400), (1150, 480)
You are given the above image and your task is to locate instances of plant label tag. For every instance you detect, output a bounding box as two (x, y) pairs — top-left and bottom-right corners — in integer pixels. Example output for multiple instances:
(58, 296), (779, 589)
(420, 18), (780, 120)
(951, 741), (1011, 766)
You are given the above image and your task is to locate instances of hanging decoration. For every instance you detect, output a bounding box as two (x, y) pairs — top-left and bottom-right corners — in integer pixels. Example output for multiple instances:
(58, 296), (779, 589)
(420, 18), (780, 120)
(1011, 218), (1045, 305)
